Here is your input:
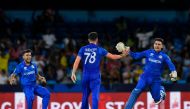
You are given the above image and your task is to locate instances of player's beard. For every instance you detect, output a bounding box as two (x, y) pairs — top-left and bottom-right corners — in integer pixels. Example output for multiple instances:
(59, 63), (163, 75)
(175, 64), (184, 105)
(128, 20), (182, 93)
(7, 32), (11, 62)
(154, 46), (162, 52)
(25, 59), (31, 64)
(155, 48), (161, 52)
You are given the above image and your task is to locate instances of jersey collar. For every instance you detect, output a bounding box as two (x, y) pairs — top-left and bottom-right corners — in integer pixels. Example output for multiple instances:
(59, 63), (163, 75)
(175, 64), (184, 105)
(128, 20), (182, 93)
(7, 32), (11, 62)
(89, 43), (97, 46)
(152, 49), (162, 54)
(22, 61), (32, 66)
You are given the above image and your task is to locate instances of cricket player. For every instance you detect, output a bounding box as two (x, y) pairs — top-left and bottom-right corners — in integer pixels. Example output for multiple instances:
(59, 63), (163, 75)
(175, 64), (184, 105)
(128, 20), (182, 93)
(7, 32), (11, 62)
(71, 32), (128, 109)
(9, 49), (50, 109)
(124, 38), (177, 109)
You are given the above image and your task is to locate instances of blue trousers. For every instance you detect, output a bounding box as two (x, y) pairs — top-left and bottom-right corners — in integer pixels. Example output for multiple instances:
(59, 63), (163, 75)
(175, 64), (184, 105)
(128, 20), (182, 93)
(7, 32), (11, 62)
(125, 74), (165, 109)
(81, 78), (101, 109)
(23, 85), (50, 109)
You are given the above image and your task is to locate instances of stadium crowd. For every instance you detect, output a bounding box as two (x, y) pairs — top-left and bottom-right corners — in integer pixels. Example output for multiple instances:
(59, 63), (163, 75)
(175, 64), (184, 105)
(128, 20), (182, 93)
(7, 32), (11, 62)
(0, 9), (190, 85)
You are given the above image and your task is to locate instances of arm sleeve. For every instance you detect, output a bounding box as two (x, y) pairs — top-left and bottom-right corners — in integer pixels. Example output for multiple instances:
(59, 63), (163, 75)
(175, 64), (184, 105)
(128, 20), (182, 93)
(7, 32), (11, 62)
(164, 55), (176, 72)
(129, 50), (148, 59)
(35, 64), (38, 75)
(100, 47), (108, 57)
(77, 47), (83, 58)
(12, 65), (21, 76)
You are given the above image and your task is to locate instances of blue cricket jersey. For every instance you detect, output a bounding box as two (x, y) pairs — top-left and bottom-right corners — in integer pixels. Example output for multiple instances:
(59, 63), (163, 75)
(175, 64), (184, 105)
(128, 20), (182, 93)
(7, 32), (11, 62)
(13, 61), (38, 86)
(130, 49), (176, 76)
(78, 43), (108, 79)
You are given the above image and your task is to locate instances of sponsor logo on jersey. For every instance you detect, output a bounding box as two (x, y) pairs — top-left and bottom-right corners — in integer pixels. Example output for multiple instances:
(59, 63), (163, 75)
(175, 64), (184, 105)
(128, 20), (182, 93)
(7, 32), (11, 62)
(31, 65), (35, 68)
(24, 71), (35, 76)
(148, 58), (161, 64)
(24, 67), (27, 70)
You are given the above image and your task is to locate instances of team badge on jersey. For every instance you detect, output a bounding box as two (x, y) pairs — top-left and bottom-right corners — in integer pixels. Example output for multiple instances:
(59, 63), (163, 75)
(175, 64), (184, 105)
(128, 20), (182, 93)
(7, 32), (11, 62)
(31, 65), (35, 68)
(24, 67), (27, 70)
(150, 53), (154, 56)
(159, 55), (163, 59)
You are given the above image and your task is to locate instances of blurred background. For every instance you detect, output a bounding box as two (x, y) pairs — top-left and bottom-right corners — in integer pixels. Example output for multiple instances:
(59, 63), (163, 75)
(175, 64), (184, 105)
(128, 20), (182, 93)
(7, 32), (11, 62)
(0, 0), (190, 109)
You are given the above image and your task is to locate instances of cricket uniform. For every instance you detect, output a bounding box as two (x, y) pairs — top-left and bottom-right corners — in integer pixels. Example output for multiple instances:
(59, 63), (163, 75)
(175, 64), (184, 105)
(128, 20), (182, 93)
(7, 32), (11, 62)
(13, 61), (50, 109)
(78, 43), (108, 109)
(125, 49), (176, 109)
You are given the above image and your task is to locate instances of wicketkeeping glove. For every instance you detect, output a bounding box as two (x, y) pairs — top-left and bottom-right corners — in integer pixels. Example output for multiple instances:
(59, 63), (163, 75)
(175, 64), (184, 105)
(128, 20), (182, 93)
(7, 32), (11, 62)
(115, 42), (130, 52)
(169, 71), (177, 81)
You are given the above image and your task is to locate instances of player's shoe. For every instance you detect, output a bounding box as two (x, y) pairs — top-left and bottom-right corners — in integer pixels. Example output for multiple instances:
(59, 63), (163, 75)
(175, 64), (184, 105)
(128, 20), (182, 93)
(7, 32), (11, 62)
(155, 90), (166, 105)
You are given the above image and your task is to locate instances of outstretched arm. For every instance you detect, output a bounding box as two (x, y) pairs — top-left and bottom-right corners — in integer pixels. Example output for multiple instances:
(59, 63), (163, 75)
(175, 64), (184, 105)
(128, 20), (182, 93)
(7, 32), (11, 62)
(106, 52), (127, 60)
(115, 42), (147, 60)
(115, 42), (146, 59)
(71, 56), (81, 83)
(129, 50), (147, 60)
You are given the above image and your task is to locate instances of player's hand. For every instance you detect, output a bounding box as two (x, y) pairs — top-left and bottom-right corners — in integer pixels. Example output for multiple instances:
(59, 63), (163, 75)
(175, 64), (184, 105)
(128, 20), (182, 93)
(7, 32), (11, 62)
(9, 78), (16, 85)
(122, 47), (130, 55)
(116, 42), (130, 53)
(71, 73), (76, 83)
(39, 77), (47, 86)
(169, 71), (177, 81)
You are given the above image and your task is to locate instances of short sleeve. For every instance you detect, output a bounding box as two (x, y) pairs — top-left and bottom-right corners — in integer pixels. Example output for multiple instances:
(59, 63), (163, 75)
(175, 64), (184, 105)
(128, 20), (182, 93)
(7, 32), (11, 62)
(13, 65), (21, 76)
(164, 54), (176, 72)
(129, 49), (149, 59)
(77, 47), (83, 58)
(100, 47), (108, 57)
(34, 64), (38, 75)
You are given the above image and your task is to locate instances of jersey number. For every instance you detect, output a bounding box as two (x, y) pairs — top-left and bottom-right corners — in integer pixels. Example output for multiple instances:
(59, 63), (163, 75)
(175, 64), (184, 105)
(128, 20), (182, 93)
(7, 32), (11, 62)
(84, 52), (96, 64)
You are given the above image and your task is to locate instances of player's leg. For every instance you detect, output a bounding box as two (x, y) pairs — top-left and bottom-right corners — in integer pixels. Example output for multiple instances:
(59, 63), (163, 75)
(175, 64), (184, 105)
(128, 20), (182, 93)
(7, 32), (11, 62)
(150, 81), (166, 104)
(159, 85), (166, 101)
(23, 86), (35, 109)
(34, 85), (50, 109)
(90, 78), (101, 109)
(82, 80), (91, 109)
(125, 77), (147, 109)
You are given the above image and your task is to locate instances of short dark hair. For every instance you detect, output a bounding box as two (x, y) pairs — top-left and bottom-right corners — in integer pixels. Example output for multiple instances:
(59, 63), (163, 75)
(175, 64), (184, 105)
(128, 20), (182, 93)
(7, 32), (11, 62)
(88, 32), (98, 41)
(154, 38), (164, 44)
(22, 49), (32, 55)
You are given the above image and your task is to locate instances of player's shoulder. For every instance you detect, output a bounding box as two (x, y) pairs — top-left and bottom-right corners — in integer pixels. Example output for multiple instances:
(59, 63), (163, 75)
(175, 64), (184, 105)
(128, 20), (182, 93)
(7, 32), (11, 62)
(144, 49), (152, 53)
(18, 61), (24, 67)
(159, 50), (167, 55)
(78, 46), (86, 52)
(31, 62), (36, 65)
(160, 51), (170, 58)
(81, 44), (93, 49)
(146, 49), (152, 52)
(15, 61), (24, 70)
(82, 44), (100, 49)
(82, 45), (89, 49)
(31, 62), (37, 67)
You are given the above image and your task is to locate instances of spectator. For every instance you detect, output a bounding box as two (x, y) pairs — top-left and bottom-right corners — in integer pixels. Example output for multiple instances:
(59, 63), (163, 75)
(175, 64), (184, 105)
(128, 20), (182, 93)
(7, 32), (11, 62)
(135, 28), (154, 49)
(0, 51), (10, 72)
(42, 28), (57, 49)
(0, 70), (8, 84)
(182, 53), (190, 80)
